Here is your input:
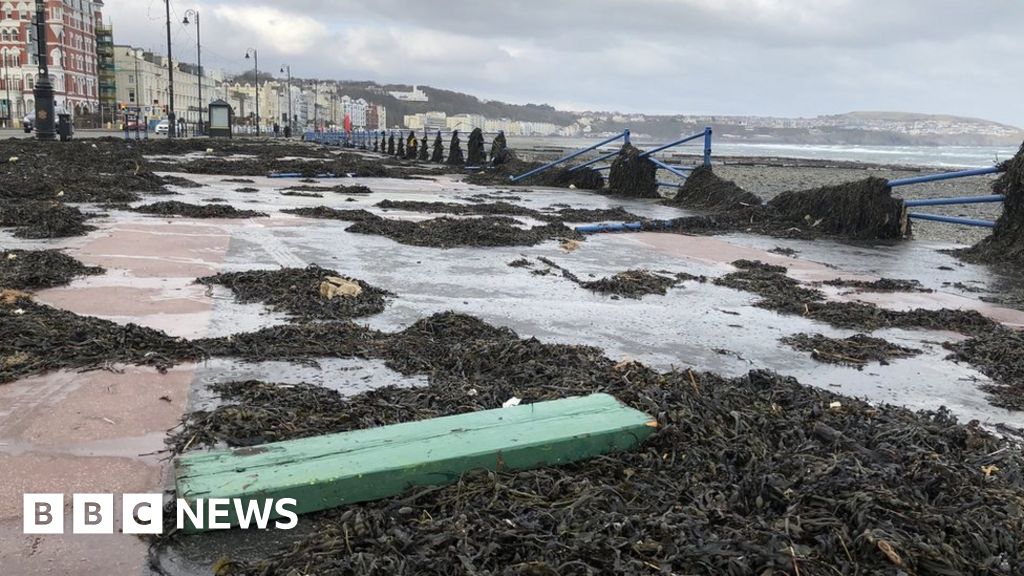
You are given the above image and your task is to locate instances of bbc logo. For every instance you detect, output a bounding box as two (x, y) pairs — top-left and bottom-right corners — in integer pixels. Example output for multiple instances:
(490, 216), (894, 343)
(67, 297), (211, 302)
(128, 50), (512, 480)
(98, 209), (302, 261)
(24, 493), (164, 534)
(24, 493), (299, 533)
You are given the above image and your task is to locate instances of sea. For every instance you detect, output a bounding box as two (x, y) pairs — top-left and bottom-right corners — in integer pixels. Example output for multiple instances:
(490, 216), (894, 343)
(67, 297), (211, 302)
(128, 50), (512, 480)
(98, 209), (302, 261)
(506, 135), (1016, 169)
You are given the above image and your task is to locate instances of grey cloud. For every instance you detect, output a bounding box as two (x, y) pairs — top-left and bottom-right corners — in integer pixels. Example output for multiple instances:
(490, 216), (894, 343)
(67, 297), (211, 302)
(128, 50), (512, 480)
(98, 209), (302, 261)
(102, 0), (1024, 126)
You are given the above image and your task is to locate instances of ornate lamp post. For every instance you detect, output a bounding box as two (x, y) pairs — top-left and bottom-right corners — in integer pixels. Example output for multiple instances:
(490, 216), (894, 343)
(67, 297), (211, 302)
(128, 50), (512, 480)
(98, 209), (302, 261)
(244, 48), (259, 135)
(182, 9), (203, 134)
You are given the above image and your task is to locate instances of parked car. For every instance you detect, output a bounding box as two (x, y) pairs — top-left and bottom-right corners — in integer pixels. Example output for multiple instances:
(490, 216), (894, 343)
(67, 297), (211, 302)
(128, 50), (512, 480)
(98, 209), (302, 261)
(120, 119), (145, 132)
(22, 114), (33, 133)
(154, 120), (169, 135)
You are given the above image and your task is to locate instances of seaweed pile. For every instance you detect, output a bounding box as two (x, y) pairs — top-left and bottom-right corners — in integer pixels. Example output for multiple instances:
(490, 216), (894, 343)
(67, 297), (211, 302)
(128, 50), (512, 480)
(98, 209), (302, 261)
(401, 132), (413, 158)
(782, 333), (922, 368)
(960, 142), (1024, 265)
(607, 143), (659, 198)
(169, 312), (1024, 576)
(577, 270), (689, 298)
(446, 131), (465, 165)
(0, 139), (165, 204)
(282, 184), (373, 195)
(489, 132), (514, 165)
(821, 277), (932, 293)
(347, 216), (581, 248)
(463, 160), (605, 190)
(146, 154), (390, 179)
(713, 260), (997, 335)
(282, 207), (380, 222)
(133, 201), (268, 219)
(279, 190), (323, 198)
(768, 177), (908, 240)
(196, 265), (392, 321)
(430, 133), (444, 163)
(466, 128), (486, 165)
(521, 258), (702, 299)
(651, 171), (910, 241)
(668, 165), (762, 211)
(945, 328), (1024, 410)
(0, 202), (96, 238)
(160, 175), (202, 189)
(136, 139), (336, 159)
(0, 249), (104, 290)
(375, 199), (637, 224)
(0, 294), (201, 383)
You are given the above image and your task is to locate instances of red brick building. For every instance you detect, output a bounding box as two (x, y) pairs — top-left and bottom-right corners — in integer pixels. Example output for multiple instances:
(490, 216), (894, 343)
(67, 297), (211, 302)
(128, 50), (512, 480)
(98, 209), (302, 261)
(0, 0), (104, 126)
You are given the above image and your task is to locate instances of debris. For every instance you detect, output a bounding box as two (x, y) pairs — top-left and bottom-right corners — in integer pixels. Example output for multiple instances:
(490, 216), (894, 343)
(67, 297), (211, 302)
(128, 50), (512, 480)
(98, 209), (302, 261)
(446, 131), (465, 165)
(405, 132), (418, 160)
(319, 276), (364, 299)
(781, 333), (922, 368)
(347, 216), (582, 249)
(959, 142), (1024, 264)
(945, 327), (1024, 410)
(0, 202), (96, 238)
(168, 312), (1024, 576)
(0, 249), (104, 290)
(713, 260), (997, 335)
(282, 207), (380, 222)
(196, 265), (391, 321)
(431, 133), (444, 163)
(489, 132), (514, 165)
(133, 201), (268, 219)
(767, 177), (908, 240)
(608, 143), (659, 198)
(0, 295), (201, 383)
(668, 166), (763, 211)
(466, 128), (486, 166)
(174, 393), (654, 532)
(820, 277), (932, 293)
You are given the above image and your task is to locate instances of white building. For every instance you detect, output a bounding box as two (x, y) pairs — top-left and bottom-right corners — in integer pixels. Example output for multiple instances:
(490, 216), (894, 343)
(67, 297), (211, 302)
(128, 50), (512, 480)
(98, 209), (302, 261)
(388, 84), (427, 102)
(114, 45), (219, 126)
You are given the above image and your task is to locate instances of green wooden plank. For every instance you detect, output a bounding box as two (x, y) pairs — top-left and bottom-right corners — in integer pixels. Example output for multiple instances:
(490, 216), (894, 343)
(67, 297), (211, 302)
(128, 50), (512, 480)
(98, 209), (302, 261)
(174, 393), (656, 532)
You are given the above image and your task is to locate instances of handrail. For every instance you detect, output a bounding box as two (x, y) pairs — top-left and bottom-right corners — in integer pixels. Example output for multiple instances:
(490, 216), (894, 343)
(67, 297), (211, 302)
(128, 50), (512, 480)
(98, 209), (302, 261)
(907, 213), (995, 227)
(568, 149), (620, 173)
(510, 130), (630, 183)
(904, 194), (1004, 207)
(639, 129), (707, 158)
(888, 166), (1001, 187)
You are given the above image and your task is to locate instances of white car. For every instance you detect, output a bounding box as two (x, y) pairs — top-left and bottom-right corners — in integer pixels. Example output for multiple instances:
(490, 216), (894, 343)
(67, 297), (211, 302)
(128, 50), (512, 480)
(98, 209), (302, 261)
(154, 120), (170, 135)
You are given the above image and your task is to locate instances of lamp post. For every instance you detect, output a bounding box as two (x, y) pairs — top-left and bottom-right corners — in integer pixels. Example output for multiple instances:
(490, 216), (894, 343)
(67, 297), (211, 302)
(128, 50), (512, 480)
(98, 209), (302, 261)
(244, 48), (259, 136)
(125, 48), (141, 107)
(279, 64), (291, 136)
(163, 0), (176, 137)
(182, 9), (202, 134)
(32, 2), (55, 140)
(1, 48), (10, 128)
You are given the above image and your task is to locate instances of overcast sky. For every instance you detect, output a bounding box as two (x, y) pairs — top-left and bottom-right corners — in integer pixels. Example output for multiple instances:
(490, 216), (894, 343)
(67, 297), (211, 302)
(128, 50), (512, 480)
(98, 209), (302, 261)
(103, 0), (1023, 127)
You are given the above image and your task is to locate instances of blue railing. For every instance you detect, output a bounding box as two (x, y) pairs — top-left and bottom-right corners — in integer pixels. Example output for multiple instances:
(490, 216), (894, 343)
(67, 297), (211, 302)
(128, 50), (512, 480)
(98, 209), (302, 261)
(888, 166), (1005, 227)
(509, 130), (631, 183)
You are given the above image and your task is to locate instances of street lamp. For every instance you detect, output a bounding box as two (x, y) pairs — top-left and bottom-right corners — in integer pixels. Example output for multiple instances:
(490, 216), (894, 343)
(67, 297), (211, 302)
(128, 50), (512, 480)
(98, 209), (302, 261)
(1, 48), (11, 128)
(279, 64), (292, 136)
(182, 9), (203, 134)
(244, 48), (259, 136)
(163, 0), (176, 137)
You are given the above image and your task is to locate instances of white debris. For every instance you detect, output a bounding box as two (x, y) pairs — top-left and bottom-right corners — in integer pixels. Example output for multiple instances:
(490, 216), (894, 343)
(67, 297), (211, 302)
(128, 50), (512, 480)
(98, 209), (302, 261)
(502, 397), (521, 408)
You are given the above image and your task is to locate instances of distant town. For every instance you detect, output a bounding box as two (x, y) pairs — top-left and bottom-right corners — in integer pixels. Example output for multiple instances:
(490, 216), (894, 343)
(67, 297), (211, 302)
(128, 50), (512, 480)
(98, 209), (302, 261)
(1, 1), (1020, 146)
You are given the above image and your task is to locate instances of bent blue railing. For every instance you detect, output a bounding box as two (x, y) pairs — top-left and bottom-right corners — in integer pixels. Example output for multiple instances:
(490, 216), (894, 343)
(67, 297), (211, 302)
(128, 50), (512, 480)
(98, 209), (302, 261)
(509, 130), (631, 183)
(888, 165), (1005, 228)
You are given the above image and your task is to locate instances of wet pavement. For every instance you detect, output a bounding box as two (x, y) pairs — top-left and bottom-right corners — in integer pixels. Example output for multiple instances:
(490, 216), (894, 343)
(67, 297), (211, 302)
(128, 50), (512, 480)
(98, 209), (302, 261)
(2, 169), (1022, 575)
